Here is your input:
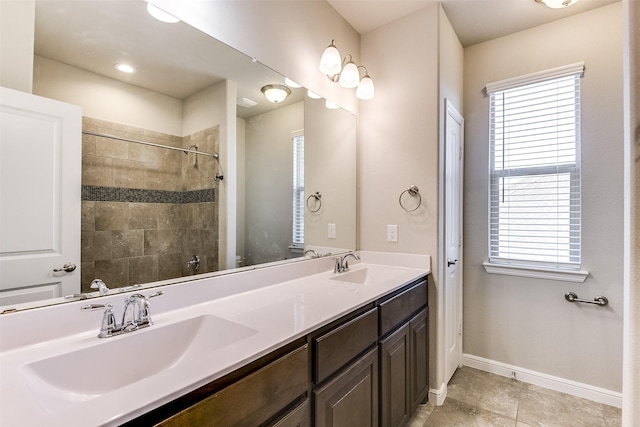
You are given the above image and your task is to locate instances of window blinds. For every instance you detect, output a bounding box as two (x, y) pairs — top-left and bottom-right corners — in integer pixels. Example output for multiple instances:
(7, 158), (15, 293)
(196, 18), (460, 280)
(292, 132), (305, 246)
(488, 67), (582, 269)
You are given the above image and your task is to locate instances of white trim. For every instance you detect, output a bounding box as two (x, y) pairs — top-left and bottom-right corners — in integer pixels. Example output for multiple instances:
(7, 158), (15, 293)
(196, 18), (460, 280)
(429, 382), (448, 406)
(483, 262), (589, 282)
(485, 61), (585, 93)
(462, 353), (622, 408)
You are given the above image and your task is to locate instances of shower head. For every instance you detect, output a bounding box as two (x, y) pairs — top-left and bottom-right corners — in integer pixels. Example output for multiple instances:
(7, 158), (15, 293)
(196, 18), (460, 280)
(183, 144), (198, 154)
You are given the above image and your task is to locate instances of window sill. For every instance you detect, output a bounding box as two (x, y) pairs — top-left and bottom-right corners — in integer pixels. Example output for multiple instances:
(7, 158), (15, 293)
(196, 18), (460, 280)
(482, 262), (589, 283)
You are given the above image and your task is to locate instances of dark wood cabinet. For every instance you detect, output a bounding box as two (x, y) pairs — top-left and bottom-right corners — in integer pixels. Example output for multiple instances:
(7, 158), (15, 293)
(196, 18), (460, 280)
(156, 344), (309, 427)
(409, 308), (429, 412)
(270, 399), (311, 427)
(378, 281), (428, 427)
(314, 347), (379, 427)
(380, 322), (411, 427)
(129, 274), (429, 427)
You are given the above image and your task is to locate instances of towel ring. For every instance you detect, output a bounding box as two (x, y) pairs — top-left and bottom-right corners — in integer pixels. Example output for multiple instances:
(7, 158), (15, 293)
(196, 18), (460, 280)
(399, 185), (421, 212)
(306, 192), (322, 213)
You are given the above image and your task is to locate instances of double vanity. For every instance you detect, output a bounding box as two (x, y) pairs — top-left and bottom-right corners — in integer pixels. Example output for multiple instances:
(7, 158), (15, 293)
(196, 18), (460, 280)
(0, 251), (430, 426)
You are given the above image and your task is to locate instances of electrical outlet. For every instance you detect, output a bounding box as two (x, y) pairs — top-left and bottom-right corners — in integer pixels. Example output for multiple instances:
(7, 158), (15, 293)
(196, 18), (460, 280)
(328, 223), (336, 239)
(387, 225), (398, 242)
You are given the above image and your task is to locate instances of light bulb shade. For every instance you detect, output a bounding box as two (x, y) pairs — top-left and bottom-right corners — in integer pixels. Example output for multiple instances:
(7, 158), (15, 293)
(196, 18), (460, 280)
(320, 43), (342, 76)
(307, 90), (322, 99)
(325, 100), (339, 110)
(146, 3), (180, 23)
(535, 0), (580, 8)
(339, 61), (360, 88)
(261, 84), (291, 103)
(356, 76), (375, 100)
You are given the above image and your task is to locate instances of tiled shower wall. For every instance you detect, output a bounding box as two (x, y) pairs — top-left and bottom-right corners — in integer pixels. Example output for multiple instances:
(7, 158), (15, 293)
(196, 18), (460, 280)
(80, 117), (219, 292)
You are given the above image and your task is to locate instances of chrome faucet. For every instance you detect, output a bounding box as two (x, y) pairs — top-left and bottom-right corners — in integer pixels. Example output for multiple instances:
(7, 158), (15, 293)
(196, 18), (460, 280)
(304, 249), (320, 258)
(90, 279), (110, 296)
(81, 291), (163, 338)
(334, 253), (360, 273)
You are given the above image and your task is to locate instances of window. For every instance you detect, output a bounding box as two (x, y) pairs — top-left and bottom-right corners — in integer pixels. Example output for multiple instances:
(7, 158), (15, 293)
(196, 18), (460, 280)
(292, 130), (304, 248)
(486, 63), (586, 278)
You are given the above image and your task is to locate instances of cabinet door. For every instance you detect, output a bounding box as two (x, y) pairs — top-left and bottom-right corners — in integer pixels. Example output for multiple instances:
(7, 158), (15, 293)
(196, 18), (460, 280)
(409, 308), (429, 412)
(380, 323), (411, 427)
(314, 347), (378, 427)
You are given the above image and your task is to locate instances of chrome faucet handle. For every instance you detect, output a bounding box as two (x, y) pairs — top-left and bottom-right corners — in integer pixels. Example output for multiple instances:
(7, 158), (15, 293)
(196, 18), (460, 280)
(81, 302), (118, 338)
(333, 257), (342, 273)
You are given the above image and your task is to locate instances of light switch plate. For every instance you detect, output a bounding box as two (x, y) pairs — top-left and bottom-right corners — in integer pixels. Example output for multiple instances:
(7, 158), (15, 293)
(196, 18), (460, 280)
(387, 225), (398, 242)
(328, 223), (336, 239)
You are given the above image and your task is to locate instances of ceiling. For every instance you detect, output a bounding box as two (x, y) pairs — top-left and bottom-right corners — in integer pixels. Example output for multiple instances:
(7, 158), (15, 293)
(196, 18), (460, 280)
(326, 0), (619, 46)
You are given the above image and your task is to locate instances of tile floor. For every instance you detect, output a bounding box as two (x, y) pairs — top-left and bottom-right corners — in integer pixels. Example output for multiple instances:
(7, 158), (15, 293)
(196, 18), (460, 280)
(407, 367), (622, 427)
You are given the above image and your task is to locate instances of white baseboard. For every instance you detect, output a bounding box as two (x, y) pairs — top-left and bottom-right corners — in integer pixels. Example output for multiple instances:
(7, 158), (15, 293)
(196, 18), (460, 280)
(429, 381), (448, 406)
(462, 353), (622, 408)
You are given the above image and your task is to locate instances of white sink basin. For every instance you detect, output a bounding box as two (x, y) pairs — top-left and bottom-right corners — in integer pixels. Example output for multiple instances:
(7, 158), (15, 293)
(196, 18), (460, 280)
(331, 266), (404, 285)
(19, 315), (257, 413)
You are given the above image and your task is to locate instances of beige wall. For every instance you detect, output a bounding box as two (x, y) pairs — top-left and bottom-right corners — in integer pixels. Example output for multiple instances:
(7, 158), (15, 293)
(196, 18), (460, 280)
(243, 101), (304, 265)
(33, 56), (184, 135)
(463, 3), (624, 393)
(0, 0), (34, 92)
(304, 98), (357, 252)
(623, 0), (639, 423)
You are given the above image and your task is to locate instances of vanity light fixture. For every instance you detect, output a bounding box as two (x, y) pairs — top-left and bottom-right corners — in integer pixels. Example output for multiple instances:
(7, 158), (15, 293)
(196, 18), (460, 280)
(534, 0), (580, 8)
(319, 39), (375, 100)
(146, 3), (180, 23)
(261, 84), (291, 103)
(285, 78), (302, 88)
(307, 89), (322, 99)
(325, 100), (339, 110)
(114, 63), (136, 73)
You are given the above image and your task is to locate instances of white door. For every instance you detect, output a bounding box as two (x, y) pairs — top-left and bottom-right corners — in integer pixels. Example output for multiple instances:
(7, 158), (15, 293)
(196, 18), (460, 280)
(444, 99), (464, 383)
(0, 87), (81, 307)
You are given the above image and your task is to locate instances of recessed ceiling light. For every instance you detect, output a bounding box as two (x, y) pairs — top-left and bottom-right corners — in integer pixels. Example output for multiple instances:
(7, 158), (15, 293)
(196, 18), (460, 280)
(146, 3), (180, 23)
(114, 63), (136, 73)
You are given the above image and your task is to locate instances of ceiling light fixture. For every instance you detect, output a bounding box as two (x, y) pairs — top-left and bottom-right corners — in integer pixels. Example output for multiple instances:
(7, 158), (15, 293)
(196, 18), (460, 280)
(307, 90), (322, 99)
(146, 3), (180, 23)
(261, 84), (291, 103)
(319, 39), (375, 100)
(325, 100), (339, 110)
(534, 0), (580, 8)
(114, 63), (136, 73)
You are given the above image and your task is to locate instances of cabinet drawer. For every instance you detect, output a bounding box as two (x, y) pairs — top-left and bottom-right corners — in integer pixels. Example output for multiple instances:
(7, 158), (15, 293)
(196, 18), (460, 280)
(379, 279), (427, 336)
(157, 344), (308, 427)
(314, 307), (378, 384)
(270, 399), (311, 427)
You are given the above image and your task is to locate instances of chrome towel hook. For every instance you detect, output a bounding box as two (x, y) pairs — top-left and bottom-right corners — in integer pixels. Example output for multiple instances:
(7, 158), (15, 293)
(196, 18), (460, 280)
(306, 192), (322, 213)
(399, 185), (421, 212)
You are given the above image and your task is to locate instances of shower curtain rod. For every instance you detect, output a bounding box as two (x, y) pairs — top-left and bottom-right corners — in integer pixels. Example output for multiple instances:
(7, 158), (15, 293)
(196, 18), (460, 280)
(82, 130), (219, 159)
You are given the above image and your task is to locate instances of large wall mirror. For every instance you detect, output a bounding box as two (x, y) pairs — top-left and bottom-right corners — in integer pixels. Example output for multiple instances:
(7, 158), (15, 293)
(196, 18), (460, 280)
(0, 0), (356, 311)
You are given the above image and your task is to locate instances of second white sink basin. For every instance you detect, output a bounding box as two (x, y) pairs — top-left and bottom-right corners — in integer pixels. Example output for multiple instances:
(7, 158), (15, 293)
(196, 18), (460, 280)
(331, 266), (405, 285)
(19, 315), (257, 414)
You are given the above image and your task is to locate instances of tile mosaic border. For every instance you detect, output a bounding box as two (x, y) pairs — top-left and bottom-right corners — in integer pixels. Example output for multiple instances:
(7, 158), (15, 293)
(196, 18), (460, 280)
(82, 185), (215, 204)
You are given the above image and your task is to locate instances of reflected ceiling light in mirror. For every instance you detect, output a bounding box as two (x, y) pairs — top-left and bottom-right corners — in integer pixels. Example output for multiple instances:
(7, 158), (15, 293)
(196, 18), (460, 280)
(325, 100), (339, 110)
(285, 78), (302, 88)
(307, 90), (322, 99)
(146, 3), (180, 23)
(261, 84), (291, 103)
(534, 0), (580, 8)
(114, 63), (136, 73)
(319, 39), (375, 99)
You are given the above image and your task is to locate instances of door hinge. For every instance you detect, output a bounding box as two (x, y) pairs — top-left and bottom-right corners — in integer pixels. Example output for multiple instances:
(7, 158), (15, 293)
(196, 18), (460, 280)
(459, 323), (462, 336)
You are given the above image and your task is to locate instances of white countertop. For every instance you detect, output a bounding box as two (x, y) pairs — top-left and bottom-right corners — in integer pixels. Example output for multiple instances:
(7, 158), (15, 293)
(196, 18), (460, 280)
(0, 252), (430, 426)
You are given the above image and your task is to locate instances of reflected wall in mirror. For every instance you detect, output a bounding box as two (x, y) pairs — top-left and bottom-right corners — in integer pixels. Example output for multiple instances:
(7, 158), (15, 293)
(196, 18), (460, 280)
(0, 0), (356, 311)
